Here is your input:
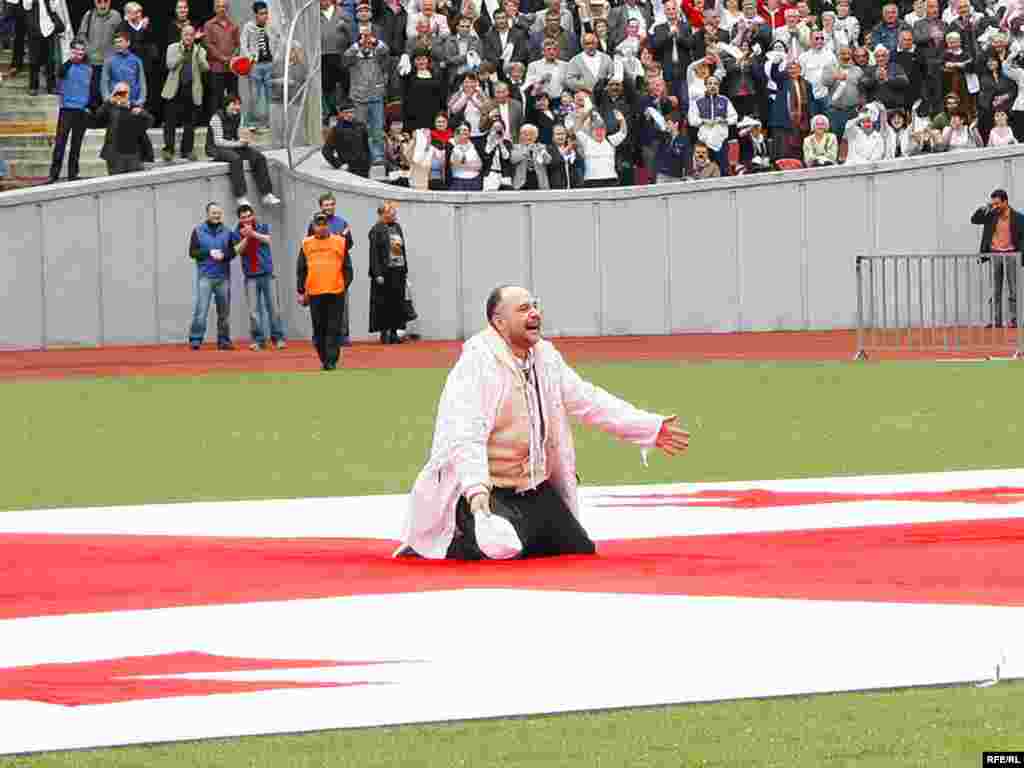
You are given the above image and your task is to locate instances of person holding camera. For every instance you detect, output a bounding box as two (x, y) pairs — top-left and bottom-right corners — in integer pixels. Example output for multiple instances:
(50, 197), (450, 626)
(972, 188), (1024, 329)
(508, 124), (552, 189)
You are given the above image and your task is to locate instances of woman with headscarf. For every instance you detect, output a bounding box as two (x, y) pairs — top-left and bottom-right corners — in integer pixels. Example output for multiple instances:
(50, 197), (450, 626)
(802, 113), (838, 164)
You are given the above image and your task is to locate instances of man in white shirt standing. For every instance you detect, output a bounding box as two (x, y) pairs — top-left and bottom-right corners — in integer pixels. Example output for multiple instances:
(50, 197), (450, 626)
(525, 36), (568, 99)
(687, 74), (737, 176)
(799, 28), (838, 121)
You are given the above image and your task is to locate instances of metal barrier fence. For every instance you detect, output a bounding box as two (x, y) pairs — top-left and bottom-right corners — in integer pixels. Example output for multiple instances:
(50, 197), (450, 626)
(855, 253), (1024, 359)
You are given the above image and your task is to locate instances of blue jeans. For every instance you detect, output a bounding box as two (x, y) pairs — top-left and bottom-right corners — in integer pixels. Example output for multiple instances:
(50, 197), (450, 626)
(249, 61), (273, 129)
(356, 98), (385, 164)
(245, 273), (284, 344)
(189, 275), (231, 345)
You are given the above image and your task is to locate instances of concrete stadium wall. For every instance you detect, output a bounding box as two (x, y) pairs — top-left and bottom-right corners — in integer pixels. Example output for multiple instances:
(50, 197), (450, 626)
(2, 146), (1023, 349)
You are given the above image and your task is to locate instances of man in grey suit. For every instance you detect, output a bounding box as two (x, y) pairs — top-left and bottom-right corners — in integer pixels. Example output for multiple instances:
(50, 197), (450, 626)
(565, 32), (614, 92)
(509, 124), (551, 189)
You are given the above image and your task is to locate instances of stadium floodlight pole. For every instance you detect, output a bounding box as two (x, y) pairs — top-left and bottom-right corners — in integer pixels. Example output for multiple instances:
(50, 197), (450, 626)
(283, 0), (319, 170)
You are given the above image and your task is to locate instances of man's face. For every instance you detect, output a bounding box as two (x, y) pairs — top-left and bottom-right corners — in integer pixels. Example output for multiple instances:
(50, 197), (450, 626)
(214, 0), (227, 14)
(785, 9), (798, 27)
(70, 44), (86, 62)
(521, 127), (536, 144)
(666, 2), (677, 21)
(227, 99), (242, 115)
(992, 195), (1008, 213)
(812, 31), (824, 48)
(837, 0), (848, 15)
(357, 5), (371, 21)
(463, 76), (478, 93)
(339, 107), (354, 121)
(694, 147), (708, 164)
(114, 35), (130, 51)
(706, 77), (719, 96)
(434, 114), (448, 130)
(423, 0), (434, 12)
(314, 220), (329, 236)
(495, 83), (509, 103)
(553, 125), (566, 145)
(838, 46), (851, 63)
(959, 0), (970, 16)
(182, 27), (195, 45)
(320, 0), (333, 10)
(256, 8), (269, 25)
(503, 0), (517, 16)
(416, 18), (429, 35)
(509, 62), (524, 81)
(208, 205), (224, 225)
(382, 204), (397, 223)
(899, 30), (912, 49)
(239, 211), (256, 229)
(608, 79), (622, 97)
(414, 54), (429, 70)
(543, 41), (558, 60)
(853, 47), (868, 65)
(583, 33), (597, 54)
(95, 0), (111, 11)
(494, 287), (542, 350)
(945, 96), (959, 112)
(320, 198), (336, 216)
(458, 17), (471, 34)
(926, 0), (938, 17)
(494, 11), (508, 30)
(883, 5), (897, 24)
(175, 0), (188, 19)
(875, 49), (888, 66)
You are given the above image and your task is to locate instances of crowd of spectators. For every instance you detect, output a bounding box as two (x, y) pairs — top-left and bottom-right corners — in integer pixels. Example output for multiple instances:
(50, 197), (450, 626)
(4, 0), (1024, 191)
(317, 0), (1024, 189)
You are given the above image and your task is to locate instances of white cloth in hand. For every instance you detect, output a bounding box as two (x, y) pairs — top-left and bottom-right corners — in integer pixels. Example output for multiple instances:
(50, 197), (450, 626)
(467, 49), (481, 68)
(502, 42), (514, 61)
(474, 512), (522, 559)
(399, 52), (412, 76)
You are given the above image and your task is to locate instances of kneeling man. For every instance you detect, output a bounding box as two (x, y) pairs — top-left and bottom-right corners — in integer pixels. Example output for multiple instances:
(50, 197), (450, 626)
(396, 285), (690, 560)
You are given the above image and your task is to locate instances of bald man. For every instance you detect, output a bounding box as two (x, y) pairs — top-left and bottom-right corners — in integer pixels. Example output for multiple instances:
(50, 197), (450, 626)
(397, 285), (690, 560)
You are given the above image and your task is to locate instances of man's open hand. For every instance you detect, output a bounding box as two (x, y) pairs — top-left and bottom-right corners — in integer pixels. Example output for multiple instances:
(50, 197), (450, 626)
(655, 415), (690, 456)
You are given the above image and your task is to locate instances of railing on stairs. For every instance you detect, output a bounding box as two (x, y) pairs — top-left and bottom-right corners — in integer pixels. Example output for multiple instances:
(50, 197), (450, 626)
(282, 0), (322, 171)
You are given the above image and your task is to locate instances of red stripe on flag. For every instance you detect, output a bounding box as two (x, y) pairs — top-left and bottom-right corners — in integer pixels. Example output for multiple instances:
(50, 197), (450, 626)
(3, 517), (1024, 620)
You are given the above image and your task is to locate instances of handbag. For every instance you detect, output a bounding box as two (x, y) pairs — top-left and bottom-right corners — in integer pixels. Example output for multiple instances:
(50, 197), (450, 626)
(403, 296), (418, 322)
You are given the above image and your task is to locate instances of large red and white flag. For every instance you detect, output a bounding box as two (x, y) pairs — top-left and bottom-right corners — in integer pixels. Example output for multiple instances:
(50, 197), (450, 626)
(1, 468), (1022, 755)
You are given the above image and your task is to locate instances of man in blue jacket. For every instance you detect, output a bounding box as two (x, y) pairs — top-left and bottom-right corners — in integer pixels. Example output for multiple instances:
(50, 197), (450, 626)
(188, 202), (236, 350)
(231, 203), (286, 350)
(48, 39), (93, 183)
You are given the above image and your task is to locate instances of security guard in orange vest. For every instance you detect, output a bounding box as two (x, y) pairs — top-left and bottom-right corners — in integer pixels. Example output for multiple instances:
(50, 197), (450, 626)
(296, 212), (353, 370)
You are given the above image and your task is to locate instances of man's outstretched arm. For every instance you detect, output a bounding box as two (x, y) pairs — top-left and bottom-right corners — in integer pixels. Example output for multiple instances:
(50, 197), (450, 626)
(556, 349), (690, 455)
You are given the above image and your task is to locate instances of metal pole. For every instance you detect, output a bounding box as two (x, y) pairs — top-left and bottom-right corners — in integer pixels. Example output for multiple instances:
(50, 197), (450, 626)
(1017, 253), (1023, 358)
(953, 255), (960, 352)
(283, 0), (317, 170)
(869, 257), (876, 353)
(881, 256), (888, 351)
(905, 255), (912, 350)
(856, 257), (866, 359)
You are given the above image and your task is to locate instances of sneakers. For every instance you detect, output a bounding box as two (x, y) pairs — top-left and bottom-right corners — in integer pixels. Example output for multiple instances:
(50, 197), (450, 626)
(189, 342), (200, 350)
(261, 192), (281, 206)
(236, 197), (251, 208)
(218, 341), (236, 351)
(161, 148), (174, 163)
(274, 339), (287, 350)
(249, 342), (261, 351)
(182, 152), (198, 162)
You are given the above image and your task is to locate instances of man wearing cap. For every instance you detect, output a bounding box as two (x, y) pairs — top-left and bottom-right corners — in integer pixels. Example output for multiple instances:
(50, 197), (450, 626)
(308, 192), (356, 348)
(323, 98), (372, 176)
(395, 284), (690, 560)
(297, 211), (352, 370)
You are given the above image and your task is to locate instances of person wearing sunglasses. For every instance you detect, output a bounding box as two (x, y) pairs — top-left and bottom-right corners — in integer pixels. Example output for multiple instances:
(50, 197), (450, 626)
(94, 79), (153, 174)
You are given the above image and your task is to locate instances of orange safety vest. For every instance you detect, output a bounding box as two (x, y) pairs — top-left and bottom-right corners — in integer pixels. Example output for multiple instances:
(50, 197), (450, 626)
(302, 234), (347, 296)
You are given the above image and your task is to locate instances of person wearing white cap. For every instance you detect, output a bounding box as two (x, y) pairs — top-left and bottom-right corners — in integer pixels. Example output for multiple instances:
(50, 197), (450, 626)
(736, 114), (771, 172)
(395, 285), (690, 560)
(844, 105), (887, 164)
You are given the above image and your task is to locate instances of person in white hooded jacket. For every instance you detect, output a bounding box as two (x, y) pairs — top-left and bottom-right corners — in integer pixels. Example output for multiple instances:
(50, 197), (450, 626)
(395, 285), (690, 560)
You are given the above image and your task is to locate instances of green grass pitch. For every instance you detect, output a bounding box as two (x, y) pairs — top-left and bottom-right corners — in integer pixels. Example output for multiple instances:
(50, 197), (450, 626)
(1, 360), (1021, 767)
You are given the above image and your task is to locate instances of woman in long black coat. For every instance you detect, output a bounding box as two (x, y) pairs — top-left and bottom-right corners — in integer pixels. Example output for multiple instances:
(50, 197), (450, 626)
(368, 201), (409, 344)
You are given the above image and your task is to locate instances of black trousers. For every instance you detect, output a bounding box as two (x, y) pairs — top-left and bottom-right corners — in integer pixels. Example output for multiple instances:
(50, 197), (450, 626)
(105, 153), (143, 175)
(7, 4), (25, 70)
(163, 87), (198, 156)
(206, 70), (237, 122)
(309, 292), (343, 369)
(446, 481), (596, 560)
(49, 107), (89, 180)
(28, 33), (54, 91)
(208, 146), (272, 198)
(89, 64), (103, 109)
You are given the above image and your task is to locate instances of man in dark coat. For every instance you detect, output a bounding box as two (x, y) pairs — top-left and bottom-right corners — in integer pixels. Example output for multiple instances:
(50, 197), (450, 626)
(95, 81), (154, 174)
(368, 200), (409, 344)
(323, 98), (372, 176)
(972, 188), (1024, 328)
